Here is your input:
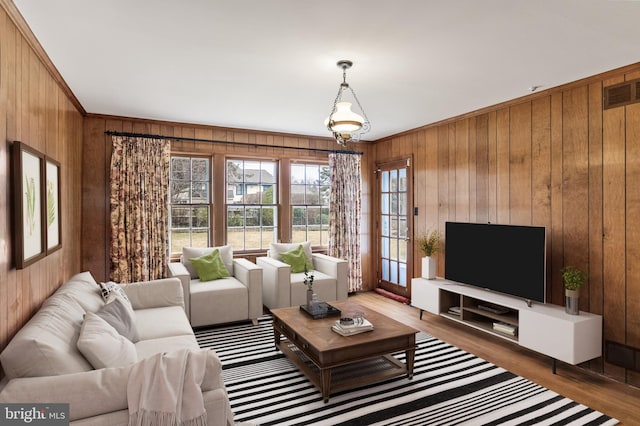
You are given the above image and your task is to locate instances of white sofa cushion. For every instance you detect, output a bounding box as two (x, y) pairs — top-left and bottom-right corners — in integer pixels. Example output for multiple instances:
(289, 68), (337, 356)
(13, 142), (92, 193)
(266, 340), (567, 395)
(134, 306), (194, 341)
(55, 271), (105, 313)
(269, 241), (312, 263)
(135, 335), (200, 360)
(77, 312), (138, 369)
(182, 245), (234, 279)
(0, 292), (93, 379)
(190, 277), (249, 327)
(95, 294), (139, 342)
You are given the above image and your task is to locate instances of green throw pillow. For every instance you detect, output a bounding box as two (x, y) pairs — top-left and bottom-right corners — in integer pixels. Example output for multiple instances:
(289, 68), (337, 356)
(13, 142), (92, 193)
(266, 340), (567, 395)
(189, 249), (230, 281)
(280, 244), (314, 273)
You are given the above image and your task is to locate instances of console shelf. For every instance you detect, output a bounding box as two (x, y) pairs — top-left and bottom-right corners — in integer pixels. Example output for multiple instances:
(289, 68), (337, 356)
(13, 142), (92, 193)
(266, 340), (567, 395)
(412, 277), (603, 371)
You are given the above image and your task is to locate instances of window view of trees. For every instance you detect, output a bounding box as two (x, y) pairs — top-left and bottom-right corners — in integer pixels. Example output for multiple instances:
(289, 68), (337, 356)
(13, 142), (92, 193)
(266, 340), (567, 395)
(169, 157), (210, 253)
(226, 159), (277, 250)
(169, 156), (330, 254)
(291, 163), (330, 246)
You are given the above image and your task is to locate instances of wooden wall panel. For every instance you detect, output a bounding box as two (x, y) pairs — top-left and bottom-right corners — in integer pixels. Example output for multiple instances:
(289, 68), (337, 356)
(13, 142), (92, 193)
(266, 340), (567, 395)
(475, 115), (489, 223)
(468, 117), (477, 223)
(454, 120), (469, 222)
(602, 76), (626, 382)
(624, 70), (640, 387)
(562, 86), (590, 310)
(413, 130), (427, 276)
(374, 62), (640, 385)
(437, 125), (449, 275)
(531, 97), (552, 295)
(0, 5), (83, 367)
(424, 128), (439, 272)
(550, 93), (564, 305)
(496, 109), (510, 224)
(509, 102), (532, 225)
(487, 111), (498, 224)
(587, 81), (604, 322)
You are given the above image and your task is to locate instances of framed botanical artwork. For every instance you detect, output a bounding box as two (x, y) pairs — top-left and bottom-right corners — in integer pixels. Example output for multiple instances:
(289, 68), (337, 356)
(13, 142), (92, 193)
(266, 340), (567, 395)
(13, 141), (46, 269)
(45, 157), (62, 254)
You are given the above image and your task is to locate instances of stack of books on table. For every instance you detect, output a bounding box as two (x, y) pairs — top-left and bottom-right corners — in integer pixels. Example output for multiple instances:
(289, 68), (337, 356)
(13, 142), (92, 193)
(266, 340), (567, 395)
(493, 321), (517, 336)
(448, 306), (461, 316)
(331, 319), (374, 336)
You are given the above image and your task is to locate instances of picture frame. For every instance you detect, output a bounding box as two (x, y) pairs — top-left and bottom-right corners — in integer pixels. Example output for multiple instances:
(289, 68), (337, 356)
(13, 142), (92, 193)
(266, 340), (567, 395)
(45, 156), (62, 254)
(13, 141), (46, 269)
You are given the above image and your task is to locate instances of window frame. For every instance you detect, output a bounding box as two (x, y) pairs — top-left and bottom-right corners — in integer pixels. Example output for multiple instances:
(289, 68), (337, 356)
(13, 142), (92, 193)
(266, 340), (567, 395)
(225, 158), (279, 252)
(290, 161), (331, 247)
(168, 154), (214, 256)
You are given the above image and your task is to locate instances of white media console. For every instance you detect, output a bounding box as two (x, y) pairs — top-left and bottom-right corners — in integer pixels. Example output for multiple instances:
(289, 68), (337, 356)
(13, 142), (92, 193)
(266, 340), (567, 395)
(412, 277), (602, 372)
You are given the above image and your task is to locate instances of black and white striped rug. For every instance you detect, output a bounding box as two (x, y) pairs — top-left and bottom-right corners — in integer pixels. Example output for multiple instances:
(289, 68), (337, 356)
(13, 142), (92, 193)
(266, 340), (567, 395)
(195, 316), (618, 426)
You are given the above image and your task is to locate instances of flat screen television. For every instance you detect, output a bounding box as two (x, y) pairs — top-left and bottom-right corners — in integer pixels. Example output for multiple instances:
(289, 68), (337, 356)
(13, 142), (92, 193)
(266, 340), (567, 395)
(444, 222), (546, 304)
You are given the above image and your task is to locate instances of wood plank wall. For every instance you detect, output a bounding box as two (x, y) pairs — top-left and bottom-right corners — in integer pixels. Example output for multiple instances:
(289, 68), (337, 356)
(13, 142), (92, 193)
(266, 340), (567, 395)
(81, 116), (375, 289)
(0, 5), (84, 362)
(375, 63), (640, 386)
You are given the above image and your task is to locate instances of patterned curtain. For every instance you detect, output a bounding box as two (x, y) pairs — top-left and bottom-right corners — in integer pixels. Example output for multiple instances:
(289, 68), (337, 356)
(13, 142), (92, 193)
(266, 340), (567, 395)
(328, 153), (362, 292)
(110, 136), (170, 283)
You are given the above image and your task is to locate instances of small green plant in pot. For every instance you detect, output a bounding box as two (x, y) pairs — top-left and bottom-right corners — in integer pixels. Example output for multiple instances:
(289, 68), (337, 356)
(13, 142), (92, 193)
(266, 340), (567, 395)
(304, 264), (315, 308)
(417, 228), (441, 279)
(562, 265), (587, 315)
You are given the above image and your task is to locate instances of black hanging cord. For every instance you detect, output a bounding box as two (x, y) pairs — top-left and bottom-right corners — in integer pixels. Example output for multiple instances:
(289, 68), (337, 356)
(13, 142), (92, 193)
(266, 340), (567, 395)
(104, 130), (363, 155)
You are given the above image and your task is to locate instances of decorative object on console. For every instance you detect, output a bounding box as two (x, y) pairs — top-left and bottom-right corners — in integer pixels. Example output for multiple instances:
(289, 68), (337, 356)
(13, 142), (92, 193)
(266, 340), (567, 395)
(299, 302), (341, 319)
(562, 265), (587, 315)
(325, 60), (370, 146)
(304, 264), (314, 309)
(416, 227), (441, 279)
(331, 317), (374, 336)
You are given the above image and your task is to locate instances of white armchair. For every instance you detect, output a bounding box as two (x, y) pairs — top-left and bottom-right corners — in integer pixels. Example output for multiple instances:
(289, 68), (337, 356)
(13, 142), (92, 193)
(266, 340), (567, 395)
(168, 245), (263, 327)
(257, 242), (348, 310)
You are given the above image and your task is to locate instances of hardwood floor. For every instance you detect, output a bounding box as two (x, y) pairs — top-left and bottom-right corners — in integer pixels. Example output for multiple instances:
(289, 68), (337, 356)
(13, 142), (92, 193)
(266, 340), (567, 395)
(348, 291), (640, 425)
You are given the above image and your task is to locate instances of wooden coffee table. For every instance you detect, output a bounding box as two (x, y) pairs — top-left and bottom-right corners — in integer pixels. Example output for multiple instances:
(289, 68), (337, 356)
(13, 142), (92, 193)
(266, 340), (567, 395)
(271, 300), (418, 402)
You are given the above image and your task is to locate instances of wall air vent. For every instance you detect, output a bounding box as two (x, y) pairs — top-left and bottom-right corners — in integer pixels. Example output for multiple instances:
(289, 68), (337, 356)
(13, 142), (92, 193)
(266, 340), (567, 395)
(604, 77), (640, 109)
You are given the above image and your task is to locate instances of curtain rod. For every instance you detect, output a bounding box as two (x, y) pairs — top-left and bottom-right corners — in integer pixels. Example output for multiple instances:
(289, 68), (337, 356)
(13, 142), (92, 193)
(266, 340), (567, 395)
(104, 131), (363, 155)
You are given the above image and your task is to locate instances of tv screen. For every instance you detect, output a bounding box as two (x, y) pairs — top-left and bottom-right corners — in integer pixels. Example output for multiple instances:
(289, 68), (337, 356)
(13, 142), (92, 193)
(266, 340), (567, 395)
(444, 222), (546, 303)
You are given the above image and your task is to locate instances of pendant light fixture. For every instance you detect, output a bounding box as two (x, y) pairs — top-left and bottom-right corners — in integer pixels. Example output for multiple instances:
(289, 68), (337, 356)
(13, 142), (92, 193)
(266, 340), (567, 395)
(325, 60), (370, 146)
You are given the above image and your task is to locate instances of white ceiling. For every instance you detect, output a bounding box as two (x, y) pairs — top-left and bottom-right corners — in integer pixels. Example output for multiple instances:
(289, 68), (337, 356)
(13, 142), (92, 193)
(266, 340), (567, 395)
(13, 0), (640, 141)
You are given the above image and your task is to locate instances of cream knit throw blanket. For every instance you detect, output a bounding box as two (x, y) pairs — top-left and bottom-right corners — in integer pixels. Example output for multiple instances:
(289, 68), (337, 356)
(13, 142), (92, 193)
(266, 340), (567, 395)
(127, 348), (209, 426)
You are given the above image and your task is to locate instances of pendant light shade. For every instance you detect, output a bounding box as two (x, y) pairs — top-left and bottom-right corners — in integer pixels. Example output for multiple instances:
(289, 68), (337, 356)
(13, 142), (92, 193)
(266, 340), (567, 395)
(325, 60), (370, 146)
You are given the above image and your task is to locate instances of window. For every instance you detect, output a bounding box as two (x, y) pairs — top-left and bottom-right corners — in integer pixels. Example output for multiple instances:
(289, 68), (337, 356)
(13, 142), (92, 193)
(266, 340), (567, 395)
(226, 159), (277, 250)
(169, 156), (211, 253)
(291, 163), (330, 246)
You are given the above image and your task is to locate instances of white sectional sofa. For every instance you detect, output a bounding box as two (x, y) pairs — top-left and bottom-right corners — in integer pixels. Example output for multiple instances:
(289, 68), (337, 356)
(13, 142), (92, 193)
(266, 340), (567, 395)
(0, 271), (234, 426)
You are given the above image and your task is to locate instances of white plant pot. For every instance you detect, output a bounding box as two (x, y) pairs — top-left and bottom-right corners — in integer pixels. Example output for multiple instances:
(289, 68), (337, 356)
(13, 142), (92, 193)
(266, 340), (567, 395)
(565, 289), (580, 315)
(421, 257), (436, 280)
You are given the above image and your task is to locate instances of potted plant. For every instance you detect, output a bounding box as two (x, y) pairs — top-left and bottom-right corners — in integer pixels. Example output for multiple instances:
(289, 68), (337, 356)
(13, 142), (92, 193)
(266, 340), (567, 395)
(562, 265), (587, 315)
(416, 228), (441, 279)
(304, 265), (315, 308)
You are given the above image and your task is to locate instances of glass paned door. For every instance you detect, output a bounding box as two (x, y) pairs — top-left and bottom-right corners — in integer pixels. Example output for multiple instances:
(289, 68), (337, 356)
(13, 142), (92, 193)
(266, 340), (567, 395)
(378, 159), (412, 298)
